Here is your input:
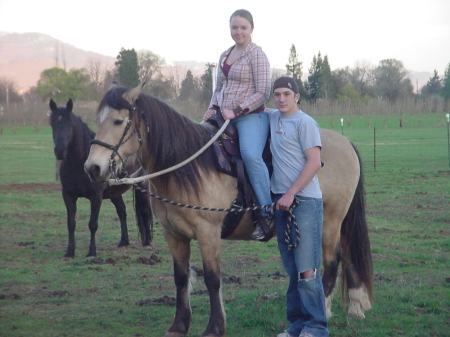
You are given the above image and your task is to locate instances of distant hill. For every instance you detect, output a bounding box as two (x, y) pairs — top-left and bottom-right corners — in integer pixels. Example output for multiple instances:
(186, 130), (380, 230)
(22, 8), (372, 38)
(0, 32), (116, 92)
(0, 32), (432, 94)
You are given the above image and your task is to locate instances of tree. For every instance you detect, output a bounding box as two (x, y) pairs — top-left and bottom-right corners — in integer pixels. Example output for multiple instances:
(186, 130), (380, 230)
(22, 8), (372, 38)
(442, 62), (450, 102)
(115, 48), (139, 88)
(35, 67), (91, 102)
(138, 50), (165, 83)
(199, 63), (215, 103)
(421, 69), (442, 97)
(336, 83), (372, 103)
(0, 78), (22, 106)
(308, 52), (322, 102)
(85, 58), (107, 100)
(320, 55), (336, 100)
(179, 70), (197, 101)
(285, 44), (305, 96)
(371, 59), (410, 103)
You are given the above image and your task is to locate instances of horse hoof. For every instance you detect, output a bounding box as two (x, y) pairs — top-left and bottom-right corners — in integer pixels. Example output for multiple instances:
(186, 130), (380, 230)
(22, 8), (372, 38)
(143, 244), (153, 250)
(164, 333), (185, 337)
(61, 256), (74, 261)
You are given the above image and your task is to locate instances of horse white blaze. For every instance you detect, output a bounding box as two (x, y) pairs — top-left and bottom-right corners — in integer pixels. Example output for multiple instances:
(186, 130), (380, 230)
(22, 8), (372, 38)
(99, 106), (111, 124)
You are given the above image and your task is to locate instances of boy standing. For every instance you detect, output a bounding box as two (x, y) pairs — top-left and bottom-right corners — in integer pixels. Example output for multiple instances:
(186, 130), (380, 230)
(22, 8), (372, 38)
(268, 76), (329, 337)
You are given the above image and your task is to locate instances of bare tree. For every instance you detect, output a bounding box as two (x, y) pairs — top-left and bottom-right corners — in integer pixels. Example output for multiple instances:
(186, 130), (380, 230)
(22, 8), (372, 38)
(138, 50), (165, 83)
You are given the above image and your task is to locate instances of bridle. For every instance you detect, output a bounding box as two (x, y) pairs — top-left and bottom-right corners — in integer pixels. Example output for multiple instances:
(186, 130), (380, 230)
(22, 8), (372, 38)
(90, 104), (143, 180)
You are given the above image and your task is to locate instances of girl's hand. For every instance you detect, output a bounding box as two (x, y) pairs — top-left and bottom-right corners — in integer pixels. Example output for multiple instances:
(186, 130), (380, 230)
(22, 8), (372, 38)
(203, 108), (216, 121)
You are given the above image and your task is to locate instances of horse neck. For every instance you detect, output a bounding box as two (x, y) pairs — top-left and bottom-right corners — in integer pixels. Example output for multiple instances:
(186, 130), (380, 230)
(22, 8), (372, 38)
(138, 97), (217, 196)
(66, 115), (94, 164)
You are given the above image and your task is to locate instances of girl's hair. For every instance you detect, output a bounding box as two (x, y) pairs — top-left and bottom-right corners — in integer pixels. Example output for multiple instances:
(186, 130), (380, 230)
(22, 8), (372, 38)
(230, 9), (254, 29)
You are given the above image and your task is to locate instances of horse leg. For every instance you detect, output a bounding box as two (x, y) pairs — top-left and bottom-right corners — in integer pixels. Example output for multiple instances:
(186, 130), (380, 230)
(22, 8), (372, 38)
(197, 232), (225, 337)
(86, 196), (103, 257)
(340, 176), (373, 318)
(110, 196), (129, 247)
(321, 216), (342, 318)
(133, 185), (153, 247)
(164, 232), (192, 337)
(62, 191), (77, 258)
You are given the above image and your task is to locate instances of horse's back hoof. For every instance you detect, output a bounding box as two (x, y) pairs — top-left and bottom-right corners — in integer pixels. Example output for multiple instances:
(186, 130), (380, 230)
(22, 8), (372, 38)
(164, 332), (185, 337)
(143, 244), (153, 250)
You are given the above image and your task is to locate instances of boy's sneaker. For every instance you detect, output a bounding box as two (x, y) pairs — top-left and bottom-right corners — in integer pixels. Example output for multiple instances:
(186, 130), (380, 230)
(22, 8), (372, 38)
(277, 331), (295, 337)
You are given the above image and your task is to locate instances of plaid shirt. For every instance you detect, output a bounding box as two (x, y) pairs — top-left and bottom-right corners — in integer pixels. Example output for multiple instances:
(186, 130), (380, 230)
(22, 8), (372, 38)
(209, 42), (271, 117)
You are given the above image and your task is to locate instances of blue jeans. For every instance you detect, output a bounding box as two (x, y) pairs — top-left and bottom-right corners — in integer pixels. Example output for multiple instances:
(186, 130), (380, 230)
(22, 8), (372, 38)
(274, 195), (329, 337)
(231, 112), (271, 216)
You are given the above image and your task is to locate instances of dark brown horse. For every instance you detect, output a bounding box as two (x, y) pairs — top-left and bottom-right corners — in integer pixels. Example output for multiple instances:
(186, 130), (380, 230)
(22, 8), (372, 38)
(49, 98), (153, 258)
(84, 84), (373, 337)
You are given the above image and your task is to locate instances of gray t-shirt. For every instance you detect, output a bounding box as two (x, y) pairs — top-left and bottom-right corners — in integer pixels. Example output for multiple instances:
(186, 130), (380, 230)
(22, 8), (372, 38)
(268, 109), (322, 198)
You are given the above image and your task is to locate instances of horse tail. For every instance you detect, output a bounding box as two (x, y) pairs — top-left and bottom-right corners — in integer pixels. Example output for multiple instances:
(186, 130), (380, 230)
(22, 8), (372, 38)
(133, 181), (153, 247)
(340, 144), (373, 306)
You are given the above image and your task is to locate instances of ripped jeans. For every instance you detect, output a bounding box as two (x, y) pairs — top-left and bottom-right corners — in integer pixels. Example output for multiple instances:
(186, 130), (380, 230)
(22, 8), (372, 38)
(274, 195), (329, 337)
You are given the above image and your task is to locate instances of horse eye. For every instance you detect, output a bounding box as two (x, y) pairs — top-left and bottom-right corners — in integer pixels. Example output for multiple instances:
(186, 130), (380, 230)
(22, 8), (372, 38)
(114, 119), (124, 126)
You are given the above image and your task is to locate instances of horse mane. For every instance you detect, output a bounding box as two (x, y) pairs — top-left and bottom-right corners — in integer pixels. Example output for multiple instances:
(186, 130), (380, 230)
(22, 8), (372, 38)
(99, 86), (218, 196)
(74, 114), (96, 158)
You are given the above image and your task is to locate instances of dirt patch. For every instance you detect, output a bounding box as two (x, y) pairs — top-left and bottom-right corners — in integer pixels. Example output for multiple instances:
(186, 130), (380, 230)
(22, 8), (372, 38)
(0, 183), (61, 192)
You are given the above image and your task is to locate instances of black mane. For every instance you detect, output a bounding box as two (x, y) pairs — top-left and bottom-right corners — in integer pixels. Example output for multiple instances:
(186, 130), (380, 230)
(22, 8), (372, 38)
(99, 86), (218, 195)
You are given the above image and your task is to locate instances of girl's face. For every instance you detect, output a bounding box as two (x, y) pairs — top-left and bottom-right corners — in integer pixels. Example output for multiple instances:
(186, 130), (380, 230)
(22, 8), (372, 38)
(229, 16), (253, 47)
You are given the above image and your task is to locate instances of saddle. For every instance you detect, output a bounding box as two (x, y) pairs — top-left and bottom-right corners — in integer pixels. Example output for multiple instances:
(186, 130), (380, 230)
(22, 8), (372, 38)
(206, 106), (273, 241)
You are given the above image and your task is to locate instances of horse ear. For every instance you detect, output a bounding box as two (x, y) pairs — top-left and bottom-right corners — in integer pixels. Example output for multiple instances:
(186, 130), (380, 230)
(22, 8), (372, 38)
(49, 99), (57, 112)
(126, 82), (146, 103)
(67, 99), (73, 112)
(109, 81), (120, 90)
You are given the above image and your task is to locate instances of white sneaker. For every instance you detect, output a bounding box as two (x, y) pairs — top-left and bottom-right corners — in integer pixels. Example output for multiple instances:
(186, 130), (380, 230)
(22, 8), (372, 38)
(299, 332), (315, 337)
(277, 331), (295, 337)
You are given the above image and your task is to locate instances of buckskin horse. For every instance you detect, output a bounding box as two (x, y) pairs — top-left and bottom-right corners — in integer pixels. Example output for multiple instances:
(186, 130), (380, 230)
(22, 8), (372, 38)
(84, 84), (373, 337)
(49, 98), (153, 258)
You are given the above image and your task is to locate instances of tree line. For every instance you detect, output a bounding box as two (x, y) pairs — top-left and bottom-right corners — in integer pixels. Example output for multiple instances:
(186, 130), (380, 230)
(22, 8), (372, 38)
(1, 45), (449, 113)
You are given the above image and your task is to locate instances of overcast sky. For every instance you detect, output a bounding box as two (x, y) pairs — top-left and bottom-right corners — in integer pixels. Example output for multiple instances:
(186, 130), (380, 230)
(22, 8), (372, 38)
(1, 0), (449, 76)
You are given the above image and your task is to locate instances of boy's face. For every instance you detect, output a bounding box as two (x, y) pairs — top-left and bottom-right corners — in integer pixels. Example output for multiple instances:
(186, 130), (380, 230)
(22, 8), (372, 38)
(273, 88), (300, 115)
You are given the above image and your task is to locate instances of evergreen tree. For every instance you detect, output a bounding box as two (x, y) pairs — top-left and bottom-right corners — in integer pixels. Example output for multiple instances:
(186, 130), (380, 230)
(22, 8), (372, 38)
(115, 48), (139, 88)
(179, 70), (197, 101)
(422, 69), (442, 97)
(320, 55), (336, 100)
(199, 63), (214, 103)
(285, 44), (305, 96)
(442, 62), (450, 102)
(308, 52), (323, 102)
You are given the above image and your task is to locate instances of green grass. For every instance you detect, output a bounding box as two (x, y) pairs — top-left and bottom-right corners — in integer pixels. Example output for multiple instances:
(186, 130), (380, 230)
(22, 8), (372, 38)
(1, 114), (449, 337)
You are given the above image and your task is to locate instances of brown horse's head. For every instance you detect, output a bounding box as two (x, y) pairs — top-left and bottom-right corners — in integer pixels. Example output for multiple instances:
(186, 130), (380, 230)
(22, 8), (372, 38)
(84, 83), (144, 183)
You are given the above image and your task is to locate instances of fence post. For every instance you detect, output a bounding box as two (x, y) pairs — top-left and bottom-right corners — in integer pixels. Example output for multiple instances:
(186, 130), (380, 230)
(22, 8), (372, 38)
(447, 114), (450, 170)
(373, 126), (377, 171)
(340, 118), (344, 135)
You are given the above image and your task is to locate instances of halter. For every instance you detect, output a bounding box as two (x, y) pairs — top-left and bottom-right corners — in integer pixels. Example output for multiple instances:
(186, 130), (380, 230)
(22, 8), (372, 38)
(90, 104), (143, 181)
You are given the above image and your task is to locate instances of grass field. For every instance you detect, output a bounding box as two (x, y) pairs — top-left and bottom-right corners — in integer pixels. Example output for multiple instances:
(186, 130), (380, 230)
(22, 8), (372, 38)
(0, 114), (449, 337)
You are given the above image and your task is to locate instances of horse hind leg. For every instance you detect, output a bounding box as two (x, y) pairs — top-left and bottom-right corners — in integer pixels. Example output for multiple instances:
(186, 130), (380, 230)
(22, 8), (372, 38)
(110, 196), (129, 247)
(321, 216), (343, 319)
(322, 245), (341, 318)
(340, 174), (373, 318)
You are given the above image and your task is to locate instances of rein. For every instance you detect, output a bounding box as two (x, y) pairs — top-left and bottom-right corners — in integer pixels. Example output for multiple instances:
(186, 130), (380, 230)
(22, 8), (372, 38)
(91, 101), (300, 247)
(107, 119), (230, 186)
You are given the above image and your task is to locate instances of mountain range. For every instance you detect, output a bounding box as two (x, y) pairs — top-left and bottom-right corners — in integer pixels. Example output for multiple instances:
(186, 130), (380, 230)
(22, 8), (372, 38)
(0, 32), (432, 93)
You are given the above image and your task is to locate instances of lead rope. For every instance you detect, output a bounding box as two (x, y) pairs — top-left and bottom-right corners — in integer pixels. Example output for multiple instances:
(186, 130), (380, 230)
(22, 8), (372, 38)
(285, 198), (300, 250)
(132, 183), (300, 247)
